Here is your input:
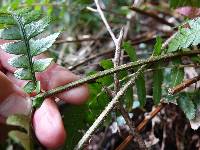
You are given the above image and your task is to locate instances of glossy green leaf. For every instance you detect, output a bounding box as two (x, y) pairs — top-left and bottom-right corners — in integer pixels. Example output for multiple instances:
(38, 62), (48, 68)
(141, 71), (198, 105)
(25, 16), (50, 39)
(178, 93), (196, 120)
(30, 32), (60, 56)
(36, 81), (41, 94)
(153, 68), (163, 104)
(123, 42), (137, 62)
(100, 59), (113, 69)
(123, 42), (146, 107)
(169, 0), (200, 8)
(153, 36), (163, 56)
(33, 58), (54, 72)
(135, 75), (146, 107)
(0, 27), (21, 40)
(98, 59), (114, 86)
(32, 96), (44, 108)
(168, 17), (200, 52)
(13, 8), (32, 16)
(0, 13), (15, 25)
(23, 81), (36, 94)
(125, 86), (134, 111)
(171, 60), (184, 87)
(8, 131), (31, 150)
(1, 41), (26, 55)
(8, 55), (29, 68)
(20, 10), (41, 24)
(63, 105), (88, 149)
(14, 68), (32, 80)
(171, 67), (184, 87)
(11, 8), (41, 25)
(152, 37), (163, 104)
(6, 114), (30, 132)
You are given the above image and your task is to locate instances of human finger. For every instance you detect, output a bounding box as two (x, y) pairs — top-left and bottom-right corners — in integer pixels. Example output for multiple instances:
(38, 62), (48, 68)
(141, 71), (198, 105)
(33, 98), (66, 149)
(0, 71), (31, 119)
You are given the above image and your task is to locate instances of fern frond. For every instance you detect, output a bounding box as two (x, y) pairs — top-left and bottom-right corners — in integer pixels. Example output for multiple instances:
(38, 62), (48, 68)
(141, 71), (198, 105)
(168, 17), (200, 52)
(0, 8), (60, 94)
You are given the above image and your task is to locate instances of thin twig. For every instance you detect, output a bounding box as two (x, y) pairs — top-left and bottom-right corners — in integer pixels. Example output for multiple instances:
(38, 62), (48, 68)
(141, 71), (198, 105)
(94, 0), (124, 94)
(117, 104), (147, 150)
(55, 37), (104, 44)
(115, 103), (166, 150)
(67, 34), (169, 70)
(168, 74), (200, 95)
(94, 0), (117, 45)
(130, 6), (175, 27)
(74, 65), (146, 150)
(68, 50), (113, 70)
(113, 28), (124, 93)
(77, 1), (140, 149)
(115, 73), (200, 150)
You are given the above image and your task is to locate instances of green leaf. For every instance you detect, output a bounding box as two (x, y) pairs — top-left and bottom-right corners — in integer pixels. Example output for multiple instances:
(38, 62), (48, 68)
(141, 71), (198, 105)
(6, 114), (31, 150)
(123, 42), (146, 107)
(8, 131), (31, 150)
(32, 96), (44, 108)
(33, 58), (54, 72)
(123, 42), (137, 62)
(19, 10), (41, 24)
(0, 13), (15, 25)
(12, 8), (41, 24)
(153, 37), (163, 56)
(30, 32), (60, 56)
(6, 114), (30, 132)
(8, 55), (29, 68)
(63, 105), (88, 149)
(171, 60), (184, 87)
(36, 81), (41, 94)
(169, 0), (200, 8)
(178, 93), (196, 120)
(100, 59), (113, 69)
(153, 68), (163, 104)
(125, 87), (134, 111)
(1, 41), (26, 55)
(168, 17), (200, 52)
(25, 16), (51, 39)
(14, 68), (32, 80)
(152, 37), (163, 104)
(23, 81), (36, 94)
(0, 27), (21, 40)
(13, 8), (32, 16)
(135, 76), (146, 107)
(98, 59), (113, 86)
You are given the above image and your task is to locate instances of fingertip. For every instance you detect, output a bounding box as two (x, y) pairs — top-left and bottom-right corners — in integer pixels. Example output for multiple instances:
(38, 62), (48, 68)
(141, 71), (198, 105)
(0, 49), (16, 72)
(57, 84), (89, 105)
(33, 99), (66, 149)
(38, 64), (89, 105)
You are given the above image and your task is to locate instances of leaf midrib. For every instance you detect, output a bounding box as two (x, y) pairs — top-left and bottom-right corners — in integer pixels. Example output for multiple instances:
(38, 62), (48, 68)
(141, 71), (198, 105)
(13, 14), (36, 85)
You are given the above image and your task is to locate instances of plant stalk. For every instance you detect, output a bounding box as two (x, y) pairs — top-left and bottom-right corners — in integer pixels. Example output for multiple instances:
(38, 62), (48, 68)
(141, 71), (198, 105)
(34, 50), (200, 100)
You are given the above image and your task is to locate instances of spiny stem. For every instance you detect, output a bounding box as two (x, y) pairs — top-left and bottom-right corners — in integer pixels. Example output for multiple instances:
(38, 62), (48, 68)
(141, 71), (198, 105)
(74, 65), (146, 150)
(34, 50), (200, 100)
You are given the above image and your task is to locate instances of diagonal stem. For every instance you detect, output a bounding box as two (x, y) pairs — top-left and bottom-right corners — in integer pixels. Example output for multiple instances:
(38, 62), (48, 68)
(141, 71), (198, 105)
(34, 50), (200, 101)
(74, 65), (146, 150)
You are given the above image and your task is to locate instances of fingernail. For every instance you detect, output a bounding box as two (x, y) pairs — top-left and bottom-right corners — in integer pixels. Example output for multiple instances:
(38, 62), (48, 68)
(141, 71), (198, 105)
(0, 93), (32, 117)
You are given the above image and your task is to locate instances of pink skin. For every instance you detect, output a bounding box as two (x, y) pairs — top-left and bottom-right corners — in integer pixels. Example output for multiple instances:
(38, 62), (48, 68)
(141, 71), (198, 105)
(176, 7), (200, 18)
(0, 40), (89, 149)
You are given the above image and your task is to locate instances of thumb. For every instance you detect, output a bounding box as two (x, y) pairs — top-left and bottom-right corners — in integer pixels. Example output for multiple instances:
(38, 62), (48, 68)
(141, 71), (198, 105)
(0, 71), (31, 119)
